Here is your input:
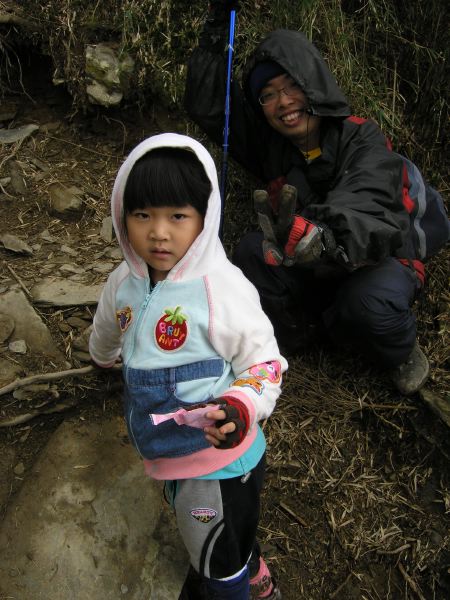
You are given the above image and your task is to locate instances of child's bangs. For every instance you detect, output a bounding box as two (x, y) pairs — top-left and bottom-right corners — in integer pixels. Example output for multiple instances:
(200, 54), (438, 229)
(123, 147), (211, 216)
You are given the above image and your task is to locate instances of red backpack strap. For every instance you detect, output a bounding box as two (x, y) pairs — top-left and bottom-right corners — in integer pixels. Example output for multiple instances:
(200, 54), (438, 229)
(397, 258), (425, 286)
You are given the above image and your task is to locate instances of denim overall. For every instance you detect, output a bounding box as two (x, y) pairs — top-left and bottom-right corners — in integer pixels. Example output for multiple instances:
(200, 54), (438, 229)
(123, 358), (226, 460)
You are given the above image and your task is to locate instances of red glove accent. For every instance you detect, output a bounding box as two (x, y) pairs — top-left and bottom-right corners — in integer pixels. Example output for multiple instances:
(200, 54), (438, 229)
(215, 396), (250, 449)
(284, 216), (317, 257)
(262, 240), (284, 266)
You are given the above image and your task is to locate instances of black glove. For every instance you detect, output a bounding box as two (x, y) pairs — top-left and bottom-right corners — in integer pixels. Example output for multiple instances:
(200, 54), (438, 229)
(209, 0), (239, 14)
(254, 184), (334, 267)
(214, 396), (250, 449)
(199, 1), (239, 50)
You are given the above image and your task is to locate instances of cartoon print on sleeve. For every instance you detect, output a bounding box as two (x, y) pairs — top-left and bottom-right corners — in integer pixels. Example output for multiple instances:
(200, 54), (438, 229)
(155, 306), (188, 351)
(116, 306), (133, 332)
(250, 360), (282, 383)
(231, 377), (264, 395)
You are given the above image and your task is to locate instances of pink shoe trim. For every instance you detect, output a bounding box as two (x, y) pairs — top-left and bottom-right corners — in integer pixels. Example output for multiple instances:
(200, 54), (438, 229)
(249, 557), (274, 598)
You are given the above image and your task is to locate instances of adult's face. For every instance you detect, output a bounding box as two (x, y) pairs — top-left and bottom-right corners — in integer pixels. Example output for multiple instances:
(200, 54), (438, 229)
(260, 73), (322, 151)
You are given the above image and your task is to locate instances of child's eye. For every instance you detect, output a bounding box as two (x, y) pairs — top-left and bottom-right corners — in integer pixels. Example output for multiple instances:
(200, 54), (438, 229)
(173, 213), (187, 221)
(133, 211), (149, 220)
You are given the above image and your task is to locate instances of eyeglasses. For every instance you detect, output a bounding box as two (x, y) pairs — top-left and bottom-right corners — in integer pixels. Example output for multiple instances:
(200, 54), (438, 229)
(258, 80), (304, 107)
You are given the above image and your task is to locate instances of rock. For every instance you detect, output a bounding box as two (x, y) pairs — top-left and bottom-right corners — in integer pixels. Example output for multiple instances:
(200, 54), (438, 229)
(0, 177), (11, 187)
(9, 339), (27, 354)
(92, 262), (114, 274)
(31, 278), (103, 306)
(100, 216), (113, 243)
(48, 183), (84, 215)
(66, 316), (90, 329)
(107, 246), (123, 260)
(0, 288), (64, 360)
(0, 357), (22, 387)
(0, 418), (188, 600)
(59, 264), (85, 274)
(8, 159), (27, 195)
(72, 324), (93, 352)
(85, 43), (134, 107)
(86, 81), (123, 107)
(0, 102), (17, 122)
(0, 447), (15, 511)
(60, 244), (78, 256)
(0, 233), (33, 255)
(0, 123), (39, 145)
(0, 313), (15, 343)
(72, 350), (91, 363)
(30, 157), (50, 172)
(13, 462), (25, 476)
(40, 121), (62, 133)
(40, 229), (57, 243)
(13, 383), (50, 401)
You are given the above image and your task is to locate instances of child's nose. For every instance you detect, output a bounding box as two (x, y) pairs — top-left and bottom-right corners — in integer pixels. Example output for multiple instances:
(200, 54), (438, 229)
(149, 222), (168, 239)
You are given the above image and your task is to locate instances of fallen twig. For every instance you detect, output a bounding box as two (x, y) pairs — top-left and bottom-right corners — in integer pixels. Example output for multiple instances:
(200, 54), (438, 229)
(398, 563), (427, 600)
(0, 363), (122, 397)
(3, 261), (33, 299)
(377, 542), (411, 555)
(278, 501), (309, 528)
(0, 399), (79, 427)
(329, 571), (355, 599)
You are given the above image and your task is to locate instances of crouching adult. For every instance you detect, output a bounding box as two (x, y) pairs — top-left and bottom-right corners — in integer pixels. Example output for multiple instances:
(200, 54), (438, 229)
(184, 1), (450, 395)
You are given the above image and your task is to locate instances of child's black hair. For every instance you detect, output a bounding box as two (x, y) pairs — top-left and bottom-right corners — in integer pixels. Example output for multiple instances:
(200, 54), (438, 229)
(123, 147), (211, 218)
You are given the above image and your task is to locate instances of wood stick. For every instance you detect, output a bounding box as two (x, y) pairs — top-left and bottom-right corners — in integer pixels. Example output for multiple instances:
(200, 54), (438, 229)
(0, 363), (122, 397)
(278, 501), (309, 528)
(398, 563), (427, 600)
(0, 399), (79, 427)
(3, 261), (33, 299)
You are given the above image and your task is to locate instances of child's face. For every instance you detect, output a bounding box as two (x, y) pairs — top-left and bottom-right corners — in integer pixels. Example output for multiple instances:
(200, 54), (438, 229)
(125, 204), (204, 282)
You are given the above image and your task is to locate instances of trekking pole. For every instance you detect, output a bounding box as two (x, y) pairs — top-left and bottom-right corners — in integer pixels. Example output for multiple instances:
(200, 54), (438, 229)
(219, 8), (236, 239)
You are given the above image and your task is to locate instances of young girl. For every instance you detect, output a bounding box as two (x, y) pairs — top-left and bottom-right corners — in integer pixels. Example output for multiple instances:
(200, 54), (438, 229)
(89, 133), (287, 599)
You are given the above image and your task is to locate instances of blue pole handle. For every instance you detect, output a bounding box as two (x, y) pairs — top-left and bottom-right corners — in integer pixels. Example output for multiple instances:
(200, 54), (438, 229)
(219, 9), (236, 237)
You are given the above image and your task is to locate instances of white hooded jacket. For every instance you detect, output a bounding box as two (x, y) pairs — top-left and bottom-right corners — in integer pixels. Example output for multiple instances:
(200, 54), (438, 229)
(89, 133), (287, 479)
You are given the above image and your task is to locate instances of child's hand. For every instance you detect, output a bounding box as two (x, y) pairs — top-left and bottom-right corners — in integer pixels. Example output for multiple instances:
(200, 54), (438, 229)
(204, 397), (250, 449)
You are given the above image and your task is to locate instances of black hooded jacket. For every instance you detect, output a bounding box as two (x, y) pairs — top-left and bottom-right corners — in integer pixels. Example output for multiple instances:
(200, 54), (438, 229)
(185, 27), (413, 267)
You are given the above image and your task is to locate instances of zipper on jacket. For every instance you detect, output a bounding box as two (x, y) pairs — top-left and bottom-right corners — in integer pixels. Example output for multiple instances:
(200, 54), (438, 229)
(128, 280), (164, 365)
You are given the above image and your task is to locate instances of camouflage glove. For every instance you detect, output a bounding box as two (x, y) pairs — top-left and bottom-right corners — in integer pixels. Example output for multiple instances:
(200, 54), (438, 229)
(209, 0), (239, 15)
(200, 1), (239, 50)
(254, 184), (330, 267)
(215, 396), (250, 449)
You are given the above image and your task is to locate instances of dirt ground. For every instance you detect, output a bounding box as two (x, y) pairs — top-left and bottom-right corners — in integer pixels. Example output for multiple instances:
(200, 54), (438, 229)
(1, 51), (449, 600)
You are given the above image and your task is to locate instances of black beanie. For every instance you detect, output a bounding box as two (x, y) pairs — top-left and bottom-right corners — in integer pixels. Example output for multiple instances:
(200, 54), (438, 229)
(248, 60), (286, 105)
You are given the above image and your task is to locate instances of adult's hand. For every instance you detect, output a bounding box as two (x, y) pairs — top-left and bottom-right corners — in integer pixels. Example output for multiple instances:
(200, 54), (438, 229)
(208, 0), (239, 20)
(254, 184), (325, 267)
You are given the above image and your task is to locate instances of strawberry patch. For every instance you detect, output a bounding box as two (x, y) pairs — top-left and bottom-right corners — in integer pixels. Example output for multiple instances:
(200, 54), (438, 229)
(155, 306), (188, 351)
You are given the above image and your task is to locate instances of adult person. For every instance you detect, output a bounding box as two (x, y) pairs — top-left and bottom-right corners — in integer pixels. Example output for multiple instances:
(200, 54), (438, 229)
(184, 0), (445, 396)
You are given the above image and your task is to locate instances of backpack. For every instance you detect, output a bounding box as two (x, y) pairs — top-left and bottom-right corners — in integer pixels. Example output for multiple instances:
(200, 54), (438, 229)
(400, 154), (450, 261)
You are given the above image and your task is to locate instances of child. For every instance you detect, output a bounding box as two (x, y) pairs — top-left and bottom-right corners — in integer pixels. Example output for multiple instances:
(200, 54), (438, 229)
(89, 133), (287, 600)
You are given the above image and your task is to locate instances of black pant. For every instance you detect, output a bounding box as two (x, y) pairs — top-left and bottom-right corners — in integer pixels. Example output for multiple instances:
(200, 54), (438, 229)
(233, 232), (421, 367)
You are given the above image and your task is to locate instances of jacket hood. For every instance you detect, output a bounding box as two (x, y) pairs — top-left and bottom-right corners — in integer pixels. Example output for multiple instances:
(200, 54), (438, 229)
(243, 29), (351, 118)
(111, 133), (227, 280)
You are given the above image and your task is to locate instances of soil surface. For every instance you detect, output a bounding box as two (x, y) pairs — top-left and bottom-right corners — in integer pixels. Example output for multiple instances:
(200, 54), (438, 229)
(0, 52), (449, 600)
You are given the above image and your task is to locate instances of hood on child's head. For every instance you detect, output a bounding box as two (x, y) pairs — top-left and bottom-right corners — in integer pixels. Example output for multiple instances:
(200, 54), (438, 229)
(110, 133), (227, 281)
